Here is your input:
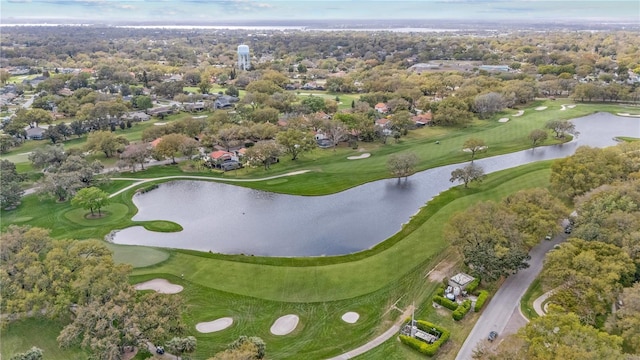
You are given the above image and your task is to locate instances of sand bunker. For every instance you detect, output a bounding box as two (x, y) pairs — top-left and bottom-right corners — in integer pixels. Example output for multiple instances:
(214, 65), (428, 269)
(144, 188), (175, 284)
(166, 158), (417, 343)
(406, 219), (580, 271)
(154, 122), (166, 126)
(617, 113), (640, 118)
(560, 104), (576, 111)
(347, 153), (371, 160)
(270, 314), (299, 335)
(341, 312), (360, 324)
(196, 317), (233, 333)
(134, 278), (183, 294)
(498, 118), (509, 123)
(535, 106), (547, 111)
(192, 115), (207, 119)
(513, 110), (524, 117)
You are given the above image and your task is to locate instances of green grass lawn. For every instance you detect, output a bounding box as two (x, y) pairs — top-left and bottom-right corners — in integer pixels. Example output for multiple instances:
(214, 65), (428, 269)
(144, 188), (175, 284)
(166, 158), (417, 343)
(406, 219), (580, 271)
(520, 277), (544, 321)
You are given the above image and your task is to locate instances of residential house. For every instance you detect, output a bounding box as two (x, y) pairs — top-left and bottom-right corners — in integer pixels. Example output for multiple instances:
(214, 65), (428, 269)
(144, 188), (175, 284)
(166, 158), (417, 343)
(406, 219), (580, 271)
(123, 111), (151, 122)
(214, 95), (239, 109)
(411, 112), (433, 127)
(26, 126), (45, 140)
(374, 103), (389, 114)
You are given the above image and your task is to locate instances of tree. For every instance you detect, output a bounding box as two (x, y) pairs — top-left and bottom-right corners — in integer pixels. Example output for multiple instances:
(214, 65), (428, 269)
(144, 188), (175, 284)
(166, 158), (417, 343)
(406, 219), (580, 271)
(445, 201), (530, 281)
(198, 78), (212, 94)
(528, 129), (548, 148)
(0, 160), (26, 209)
(301, 96), (326, 113)
(155, 133), (190, 164)
(549, 145), (634, 199)
(608, 282), (640, 353)
(323, 120), (349, 150)
(0, 69), (10, 85)
(503, 188), (569, 247)
(133, 95), (153, 110)
(545, 119), (578, 139)
(504, 310), (625, 360)
(387, 152), (419, 181)
(29, 144), (67, 170)
(542, 239), (635, 325)
(85, 131), (129, 158)
(211, 336), (266, 360)
(473, 92), (505, 119)
(225, 85), (239, 97)
(432, 97), (473, 127)
(71, 187), (110, 216)
(120, 143), (151, 172)
(244, 141), (282, 170)
(39, 155), (103, 201)
(10, 346), (43, 360)
(463, 137), (486, 160)
(276, 129), (316, 160)
(165, 336), (197, 360)
(450, 163), (485, 188)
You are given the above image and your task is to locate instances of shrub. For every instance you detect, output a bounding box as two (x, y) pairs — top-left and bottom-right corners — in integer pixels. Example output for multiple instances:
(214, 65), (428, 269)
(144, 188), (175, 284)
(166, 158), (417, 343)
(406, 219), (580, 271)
(466, 277), (481, 294)
(432, 295), (459, 311)
(436, 286), (445, 296)
(452, 299), (472, 321)
(474, 290), (489, 312)
(399, 320), (451, 356)
(136, 184), (158, 194)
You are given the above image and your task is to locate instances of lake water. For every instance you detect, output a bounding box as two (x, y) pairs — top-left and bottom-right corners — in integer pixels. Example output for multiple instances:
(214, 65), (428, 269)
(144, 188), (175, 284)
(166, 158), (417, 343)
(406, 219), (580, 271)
(112, 113), (640, 256)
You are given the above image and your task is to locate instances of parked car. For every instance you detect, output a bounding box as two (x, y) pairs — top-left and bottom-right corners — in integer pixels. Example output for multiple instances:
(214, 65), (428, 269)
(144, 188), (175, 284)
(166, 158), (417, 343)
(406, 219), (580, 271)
(564, 226), (572, 234)
(545, 233), (552, 241)
(155, 346), (165, 355)
(488, 331), (498, 342)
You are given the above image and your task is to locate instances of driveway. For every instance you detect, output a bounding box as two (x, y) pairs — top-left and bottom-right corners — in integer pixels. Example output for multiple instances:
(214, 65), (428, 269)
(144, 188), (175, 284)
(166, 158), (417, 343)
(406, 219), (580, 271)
(455, 233), (566, 360)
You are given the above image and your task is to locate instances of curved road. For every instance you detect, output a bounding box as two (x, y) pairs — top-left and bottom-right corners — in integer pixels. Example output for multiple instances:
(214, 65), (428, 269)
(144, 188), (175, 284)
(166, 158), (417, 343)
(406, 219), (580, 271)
(455, 233), (567, 360)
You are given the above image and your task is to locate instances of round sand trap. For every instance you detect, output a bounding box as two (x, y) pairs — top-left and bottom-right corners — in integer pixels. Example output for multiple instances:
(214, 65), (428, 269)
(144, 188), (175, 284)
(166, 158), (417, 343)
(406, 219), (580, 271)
(535, 106), (547, 111)
(196, 317), (233, 333)
(347, 153), (371, 160)
(154, 122), (166, 126)
(341, 312), (360, 324)
(498, 118), (509, 123)
(513, 110), (524, 117)
(134, 278), (183, 294)
(270, 314), (299, 335)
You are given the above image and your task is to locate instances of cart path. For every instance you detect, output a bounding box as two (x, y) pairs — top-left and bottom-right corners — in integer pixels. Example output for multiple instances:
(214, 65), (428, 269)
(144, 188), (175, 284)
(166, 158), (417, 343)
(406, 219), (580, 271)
(108, 170), (311, 198)
(326, 304), (414, 360)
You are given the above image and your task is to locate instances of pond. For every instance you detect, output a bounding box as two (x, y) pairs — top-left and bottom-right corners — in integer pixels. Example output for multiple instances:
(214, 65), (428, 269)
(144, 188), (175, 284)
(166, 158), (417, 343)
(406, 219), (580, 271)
(112, 113), (640, 256)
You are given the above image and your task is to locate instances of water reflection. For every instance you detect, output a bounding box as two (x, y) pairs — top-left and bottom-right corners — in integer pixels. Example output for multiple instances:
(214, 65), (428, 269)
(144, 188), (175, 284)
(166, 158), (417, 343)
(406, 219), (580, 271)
(112, 113), (639, 256)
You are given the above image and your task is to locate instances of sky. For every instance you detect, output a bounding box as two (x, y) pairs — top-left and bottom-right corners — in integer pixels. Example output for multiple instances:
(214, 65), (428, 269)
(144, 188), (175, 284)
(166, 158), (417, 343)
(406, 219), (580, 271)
(1, 0), (638, 24)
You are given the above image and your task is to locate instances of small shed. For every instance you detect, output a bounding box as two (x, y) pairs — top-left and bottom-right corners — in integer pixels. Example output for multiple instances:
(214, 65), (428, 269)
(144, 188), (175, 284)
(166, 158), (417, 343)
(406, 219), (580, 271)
(448, 273), (475, 291)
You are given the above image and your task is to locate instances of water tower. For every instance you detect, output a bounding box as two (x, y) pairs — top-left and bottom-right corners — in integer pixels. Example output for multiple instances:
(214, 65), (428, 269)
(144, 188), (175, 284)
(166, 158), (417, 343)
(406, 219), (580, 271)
(237, 44), (250, 70)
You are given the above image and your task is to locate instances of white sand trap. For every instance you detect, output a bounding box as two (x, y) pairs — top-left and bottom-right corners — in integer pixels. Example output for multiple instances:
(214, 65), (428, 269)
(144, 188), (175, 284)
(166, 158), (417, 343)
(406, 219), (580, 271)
(560, 104), (567, 111)
(567, 105), (576, 109)
(463, 146), (488, 153)
(535, 106), (547, 111)
(192, 115), (207, 119)
(134, 279), (183, 294)
(513, 110), (524, 117)
(498, 118), (509, 123)
(341, 312), (360, 324)
(154, 122), (166, 126)
(196, 317), (233, 333)
(270, 314), (299, 335)
(617, 113), (640, 118)
(347, 153), (371, 160)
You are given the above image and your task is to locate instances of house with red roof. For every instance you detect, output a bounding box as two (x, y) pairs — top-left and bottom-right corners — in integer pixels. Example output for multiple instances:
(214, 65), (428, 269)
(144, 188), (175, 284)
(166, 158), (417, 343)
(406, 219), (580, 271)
(411, 112), (433, 127)
(374, 103), (389, 114)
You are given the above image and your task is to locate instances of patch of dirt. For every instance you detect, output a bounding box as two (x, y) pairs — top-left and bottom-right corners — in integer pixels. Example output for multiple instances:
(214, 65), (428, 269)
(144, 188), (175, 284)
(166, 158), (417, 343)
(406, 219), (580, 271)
(426, 258), (457, 283)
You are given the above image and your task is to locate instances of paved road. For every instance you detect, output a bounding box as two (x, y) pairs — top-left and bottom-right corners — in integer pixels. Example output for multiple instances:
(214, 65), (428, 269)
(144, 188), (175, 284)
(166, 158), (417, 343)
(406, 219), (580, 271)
(455, 233), (567, 360)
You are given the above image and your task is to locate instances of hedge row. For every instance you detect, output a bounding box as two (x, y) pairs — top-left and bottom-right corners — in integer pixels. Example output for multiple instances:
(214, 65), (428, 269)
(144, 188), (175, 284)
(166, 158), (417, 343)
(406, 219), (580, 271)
(136, 184), (159, 194)
(436, 286), (445, 297)
(474, 290), (489, 312)
(452, 299), (472, 321)
(466, 278), (481, 294)
(432, 295), (459, 311)
(399, 320), (450, 357)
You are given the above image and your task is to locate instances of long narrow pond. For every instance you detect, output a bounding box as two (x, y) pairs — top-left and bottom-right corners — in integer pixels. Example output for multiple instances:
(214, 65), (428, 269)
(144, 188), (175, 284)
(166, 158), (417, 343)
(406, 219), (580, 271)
(112, 113), (639, 256)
